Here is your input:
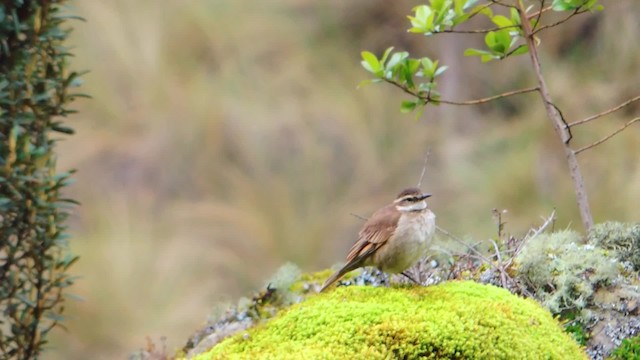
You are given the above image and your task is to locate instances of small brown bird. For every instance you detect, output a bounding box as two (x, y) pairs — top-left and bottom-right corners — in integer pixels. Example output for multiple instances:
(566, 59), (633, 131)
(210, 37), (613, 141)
(320, 187), (436, 292)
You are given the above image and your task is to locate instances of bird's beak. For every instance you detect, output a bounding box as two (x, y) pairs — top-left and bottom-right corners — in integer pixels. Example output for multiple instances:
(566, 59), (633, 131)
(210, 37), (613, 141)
(419, 193), (432, 200)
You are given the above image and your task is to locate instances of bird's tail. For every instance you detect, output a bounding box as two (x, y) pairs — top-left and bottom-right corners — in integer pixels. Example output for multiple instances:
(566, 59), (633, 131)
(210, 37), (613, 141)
(319, 261), (361, 292)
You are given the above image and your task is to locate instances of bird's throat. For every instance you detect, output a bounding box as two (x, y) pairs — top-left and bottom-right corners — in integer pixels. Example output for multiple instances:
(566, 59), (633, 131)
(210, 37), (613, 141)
(395, 201), (427, 212)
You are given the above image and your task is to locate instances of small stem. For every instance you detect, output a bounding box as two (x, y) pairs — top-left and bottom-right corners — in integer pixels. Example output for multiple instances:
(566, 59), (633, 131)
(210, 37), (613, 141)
(575, 117), (640, 155)
(383, 78), (539, 106)
(568, 95), (640, 127)
(533, 8), (587, 35)
(441, 25), (520, 34)
(528, 4), (552, 20)
(531, 0), (547, 31)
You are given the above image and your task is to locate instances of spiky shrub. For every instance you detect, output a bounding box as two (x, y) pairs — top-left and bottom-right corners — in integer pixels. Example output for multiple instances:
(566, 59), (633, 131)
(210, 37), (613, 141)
(195, 281), (587, 359)
(515, 230), (619, 314)
(0, 1), (83, 358)
(588, 222), (640, 270)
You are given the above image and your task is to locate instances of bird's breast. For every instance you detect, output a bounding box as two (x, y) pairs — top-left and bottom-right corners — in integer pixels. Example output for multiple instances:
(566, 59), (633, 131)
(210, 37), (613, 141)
(374, 210), (436, 273)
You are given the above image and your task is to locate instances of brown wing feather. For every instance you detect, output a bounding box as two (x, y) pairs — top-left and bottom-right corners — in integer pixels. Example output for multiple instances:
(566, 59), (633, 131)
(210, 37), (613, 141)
(320, 203), (401, 292)
(346, 204), (400, 263)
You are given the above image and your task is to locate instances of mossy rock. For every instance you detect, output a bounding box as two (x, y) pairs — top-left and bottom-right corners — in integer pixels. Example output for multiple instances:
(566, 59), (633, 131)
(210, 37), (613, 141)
(192, 281), (586, 360)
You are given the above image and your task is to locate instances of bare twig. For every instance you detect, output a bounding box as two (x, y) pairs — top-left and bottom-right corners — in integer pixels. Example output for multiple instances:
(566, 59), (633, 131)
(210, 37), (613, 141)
(528, 3), (552, 21)
(436, 86), (540, 105)
(437, 226), (495, 266)
(417, 148), (431, 188)
(384, 78), (539, 106)
(568, 95), (640, 127)
(532, 7), (588, 35)
(441, 25), (520, 34)
(516, 0), (593, 230)
(489, 239), (508, 288)
(350, 213), (368, 221)
(531, 0), (547, 31)
(489, 0), (516, 9)
(575, 117), (640, 155)
(524, 210), (557, 241)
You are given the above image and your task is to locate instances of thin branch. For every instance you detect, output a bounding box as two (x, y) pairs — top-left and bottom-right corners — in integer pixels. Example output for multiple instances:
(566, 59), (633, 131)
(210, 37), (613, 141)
(441, 25), (520, 34)
(436, 226), (493, 265)
(532, 7), (588, 35)
(488, 0), (516, 9)
(489, 239), (508, 289)
(568, 95), (640, 127)
(531, 0), (547, 31)
(438, 86), (540, 105)
(575, 117), (640, 155)
(466, 2), (497, 21)
(524, 210), (557, 241)
(350, 213), (368, 221)
(528, 4), (552, 20)
(384, 78), (539, 106)
(417, 148), (431, 188)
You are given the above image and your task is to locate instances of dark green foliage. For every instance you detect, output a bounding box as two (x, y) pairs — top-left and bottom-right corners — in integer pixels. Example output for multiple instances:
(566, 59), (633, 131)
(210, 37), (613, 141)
(562, 311), (589, 347)
(0, 1), (83, 358)
(609, 335), (640, 360)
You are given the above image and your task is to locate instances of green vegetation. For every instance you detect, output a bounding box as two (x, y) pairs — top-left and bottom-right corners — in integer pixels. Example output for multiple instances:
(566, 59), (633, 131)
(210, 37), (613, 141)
(44, 1), (640, 358)
(609, 335), (640, 360)
(196, 281), (586, 359)
(0, 1), (82, 358)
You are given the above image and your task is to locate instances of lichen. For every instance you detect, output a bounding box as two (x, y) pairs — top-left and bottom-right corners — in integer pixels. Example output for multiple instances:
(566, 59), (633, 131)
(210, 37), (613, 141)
(588, 222), (640, 270)
(515, 230), (619, 314)
(193, 281), (586, 360)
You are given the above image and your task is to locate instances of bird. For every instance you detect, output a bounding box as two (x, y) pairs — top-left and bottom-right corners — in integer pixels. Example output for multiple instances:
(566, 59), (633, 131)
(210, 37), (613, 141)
(320, 187), (436, 292)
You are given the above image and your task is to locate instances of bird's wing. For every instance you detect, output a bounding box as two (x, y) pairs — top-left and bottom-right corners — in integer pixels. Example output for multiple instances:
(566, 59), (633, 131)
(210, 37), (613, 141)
(346, 204), (400, 263)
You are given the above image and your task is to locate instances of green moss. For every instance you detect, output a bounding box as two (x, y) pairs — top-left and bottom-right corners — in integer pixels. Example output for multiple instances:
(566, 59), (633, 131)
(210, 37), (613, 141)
(193, 281), (586, 360)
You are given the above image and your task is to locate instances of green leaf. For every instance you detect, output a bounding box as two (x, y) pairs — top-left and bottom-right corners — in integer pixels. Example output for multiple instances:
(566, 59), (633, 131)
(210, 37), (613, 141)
(434, 65), (448, 77)
(510, 44), (529, 56)
(407, 58), (421, 75)
(420, 57), (436, 78)
(386, 52), (409, 72)
(491, 15), (513, 28)
(400, 100), (417, 113)
(361, 51), (382, 75)
(510, 8), (521, 26)
(380, 47), (394, 65)
(464, 48), (493, 57)
(551, 0), (596, 11)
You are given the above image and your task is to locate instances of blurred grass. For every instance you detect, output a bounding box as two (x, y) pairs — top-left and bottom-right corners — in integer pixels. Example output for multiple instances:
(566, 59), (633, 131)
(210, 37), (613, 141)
(47, 0), (639, 358)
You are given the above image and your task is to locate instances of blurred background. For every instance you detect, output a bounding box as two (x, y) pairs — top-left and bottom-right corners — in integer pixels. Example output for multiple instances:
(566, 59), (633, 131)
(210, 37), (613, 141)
(48, 0), (639, 358)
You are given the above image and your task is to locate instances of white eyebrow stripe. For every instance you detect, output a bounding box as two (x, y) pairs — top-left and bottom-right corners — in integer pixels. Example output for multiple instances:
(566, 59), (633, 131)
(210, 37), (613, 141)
(394, 195), (417, 203)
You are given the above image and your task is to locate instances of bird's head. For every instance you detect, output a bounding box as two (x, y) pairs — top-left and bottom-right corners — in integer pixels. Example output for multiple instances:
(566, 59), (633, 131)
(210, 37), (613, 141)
(393, 187), (432, 212)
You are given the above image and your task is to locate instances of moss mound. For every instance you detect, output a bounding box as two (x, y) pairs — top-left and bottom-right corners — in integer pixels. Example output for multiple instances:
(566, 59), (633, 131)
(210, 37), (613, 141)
(193, 281), (586, 360)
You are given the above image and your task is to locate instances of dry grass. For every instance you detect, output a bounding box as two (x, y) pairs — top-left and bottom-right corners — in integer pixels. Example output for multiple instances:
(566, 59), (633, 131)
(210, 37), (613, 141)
(47, 0), (640, 358)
